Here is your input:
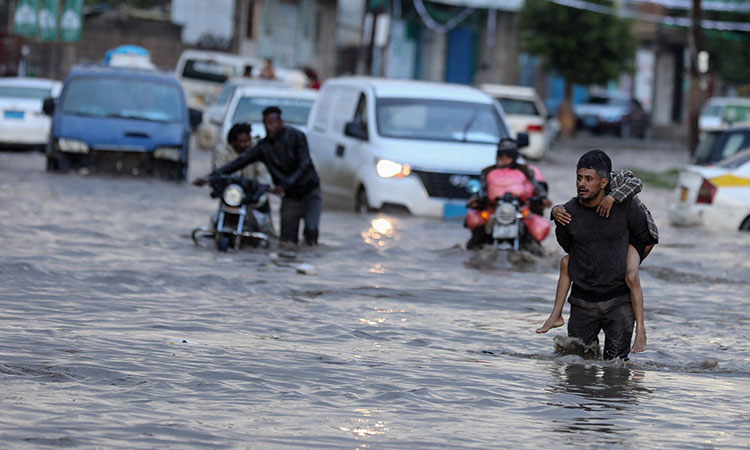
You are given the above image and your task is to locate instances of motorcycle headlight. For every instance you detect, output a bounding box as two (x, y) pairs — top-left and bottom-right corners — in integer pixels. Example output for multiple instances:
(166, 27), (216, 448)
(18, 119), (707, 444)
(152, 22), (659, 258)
(496, 202), (517, 224)
(222, 184), (245, 206)
(375, 159), (411, 178)
(58, 138), (89, 153)
(153, 147), (182, 161)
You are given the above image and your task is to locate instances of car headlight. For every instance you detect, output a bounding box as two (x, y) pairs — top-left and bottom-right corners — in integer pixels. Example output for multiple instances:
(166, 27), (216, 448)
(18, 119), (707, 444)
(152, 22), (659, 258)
(58, 138), (89, 153)
(153, 147), (182, 161)
(222, 184), (245, 206)
(375, 159), (411, 178)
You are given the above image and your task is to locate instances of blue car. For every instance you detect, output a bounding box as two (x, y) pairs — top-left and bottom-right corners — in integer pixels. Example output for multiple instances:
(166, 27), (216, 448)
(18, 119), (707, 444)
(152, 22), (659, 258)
(43, 65), (202, 181)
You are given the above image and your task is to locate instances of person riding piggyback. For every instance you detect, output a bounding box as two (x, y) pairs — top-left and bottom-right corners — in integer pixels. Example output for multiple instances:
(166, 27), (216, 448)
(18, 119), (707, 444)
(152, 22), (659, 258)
(465, 138), (552, 250)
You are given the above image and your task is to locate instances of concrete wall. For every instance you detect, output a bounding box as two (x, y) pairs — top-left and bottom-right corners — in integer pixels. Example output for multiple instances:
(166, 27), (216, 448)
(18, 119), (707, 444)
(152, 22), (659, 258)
(475, 10), (519, 86)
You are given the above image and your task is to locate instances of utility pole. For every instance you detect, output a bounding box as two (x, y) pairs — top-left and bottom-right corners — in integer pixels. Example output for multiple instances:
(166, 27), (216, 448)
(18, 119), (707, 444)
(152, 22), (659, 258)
(688, 0), (704, 156)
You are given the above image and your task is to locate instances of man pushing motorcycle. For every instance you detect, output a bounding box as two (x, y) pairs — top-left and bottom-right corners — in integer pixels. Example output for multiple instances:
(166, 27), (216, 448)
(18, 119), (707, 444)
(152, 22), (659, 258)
(194, 106), (322, 246)
(465, 138), (552, 250)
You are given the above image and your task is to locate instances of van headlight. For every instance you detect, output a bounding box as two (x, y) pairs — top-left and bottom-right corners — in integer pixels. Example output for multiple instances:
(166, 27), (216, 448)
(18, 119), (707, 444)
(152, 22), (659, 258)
(375, 159), (411, 178)
(58, 138), (89, 153)
(222, 184), (245, 206)
(153, 147), (182, 161)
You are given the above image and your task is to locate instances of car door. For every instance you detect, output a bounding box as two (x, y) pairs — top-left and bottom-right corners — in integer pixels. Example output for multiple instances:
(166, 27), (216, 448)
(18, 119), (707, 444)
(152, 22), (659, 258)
(336, 91), (371, 202)
(327, 87), (362, 201)
(306, 85), (338, 199)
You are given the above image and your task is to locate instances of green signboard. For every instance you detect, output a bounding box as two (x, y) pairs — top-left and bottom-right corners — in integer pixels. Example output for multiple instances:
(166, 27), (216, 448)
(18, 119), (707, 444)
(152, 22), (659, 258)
(39, 0), (59, 41)
(60, 0), (83, 42)
(12, 0), (38, 37)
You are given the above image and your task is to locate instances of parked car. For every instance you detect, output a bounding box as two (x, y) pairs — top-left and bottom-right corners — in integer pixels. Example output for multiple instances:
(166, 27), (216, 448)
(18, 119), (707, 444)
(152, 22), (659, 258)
(694, 126), (750, 166)
(305, 77), (524, 218)
(574, 93), (650, 138)
(480, 83), (553, 160)
(43, 64), (202, 181)
(211, 85), (317, 169)
(0, 77), (62, 150)
(196, 77), (294, 150)
(669, 149), (750, 231)
(699, 97), (750, 131)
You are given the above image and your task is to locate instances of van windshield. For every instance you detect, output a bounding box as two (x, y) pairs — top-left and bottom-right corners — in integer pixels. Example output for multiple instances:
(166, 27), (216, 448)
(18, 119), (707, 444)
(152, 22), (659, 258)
(376, 98), (506, 143)
(61, 78), (184, 123)
(231, 96), (314, 126)
(181, 59), (236, 83)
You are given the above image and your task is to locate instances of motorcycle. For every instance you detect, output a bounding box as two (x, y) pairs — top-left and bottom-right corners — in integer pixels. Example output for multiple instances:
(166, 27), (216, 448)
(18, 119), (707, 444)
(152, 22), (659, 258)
(191, 174), (272, 252)
(464, 166), (550, 254)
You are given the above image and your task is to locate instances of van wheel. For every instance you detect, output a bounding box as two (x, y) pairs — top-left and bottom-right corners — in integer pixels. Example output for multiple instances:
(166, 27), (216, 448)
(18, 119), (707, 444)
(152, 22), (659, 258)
(740, 216), (750, 231)
(355, 187), (373, 214)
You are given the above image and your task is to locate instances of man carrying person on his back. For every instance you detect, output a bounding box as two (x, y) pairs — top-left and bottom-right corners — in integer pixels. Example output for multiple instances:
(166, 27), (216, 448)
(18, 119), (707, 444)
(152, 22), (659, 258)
(554, 151), (653, 360)
(194, 106), (322, 246)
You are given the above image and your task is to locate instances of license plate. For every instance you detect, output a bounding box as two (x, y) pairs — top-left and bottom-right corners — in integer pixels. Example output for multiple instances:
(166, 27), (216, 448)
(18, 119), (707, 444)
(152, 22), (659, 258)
(680, 187), (688, 202)
(583, 116), (598, 128)
(4, 110), (24, 119)
(493, 223), (518, 239)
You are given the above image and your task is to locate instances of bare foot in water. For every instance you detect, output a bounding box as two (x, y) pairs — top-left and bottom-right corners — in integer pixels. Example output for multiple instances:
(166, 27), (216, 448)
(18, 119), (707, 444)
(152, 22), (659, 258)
(631, 328), (647, 353)
(536, 316), (564, 333)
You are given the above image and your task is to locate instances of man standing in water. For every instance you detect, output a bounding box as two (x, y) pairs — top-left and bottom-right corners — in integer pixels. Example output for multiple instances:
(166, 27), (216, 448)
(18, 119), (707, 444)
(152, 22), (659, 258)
(194, 107), (322, 246)
(554, 152), (652, 360)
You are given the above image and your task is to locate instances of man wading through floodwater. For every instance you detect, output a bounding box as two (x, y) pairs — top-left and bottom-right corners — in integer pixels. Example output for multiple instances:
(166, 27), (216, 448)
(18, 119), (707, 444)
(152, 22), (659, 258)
(553, 151), (653, 360)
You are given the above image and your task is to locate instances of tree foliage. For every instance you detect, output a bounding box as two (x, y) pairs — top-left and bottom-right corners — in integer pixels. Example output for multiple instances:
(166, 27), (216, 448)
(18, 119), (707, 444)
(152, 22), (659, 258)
(518, 0), (637, 87)
(706, 31), (750, 86)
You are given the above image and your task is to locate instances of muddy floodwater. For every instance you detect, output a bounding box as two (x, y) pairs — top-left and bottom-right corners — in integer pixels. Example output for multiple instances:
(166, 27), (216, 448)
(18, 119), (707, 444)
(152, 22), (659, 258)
(1, 141), (748, 448)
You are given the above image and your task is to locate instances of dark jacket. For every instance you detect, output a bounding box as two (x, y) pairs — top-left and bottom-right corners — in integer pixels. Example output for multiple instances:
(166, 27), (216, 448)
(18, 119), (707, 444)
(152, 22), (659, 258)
(213, 126), (319, 199)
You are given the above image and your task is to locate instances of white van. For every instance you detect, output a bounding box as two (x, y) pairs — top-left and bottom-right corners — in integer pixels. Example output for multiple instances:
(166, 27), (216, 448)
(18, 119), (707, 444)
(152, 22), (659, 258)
(305, 77), (526, 218)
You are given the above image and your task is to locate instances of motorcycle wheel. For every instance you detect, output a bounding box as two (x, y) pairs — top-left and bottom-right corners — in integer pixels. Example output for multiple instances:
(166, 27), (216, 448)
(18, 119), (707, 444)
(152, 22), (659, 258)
(217, 234), (231, 252)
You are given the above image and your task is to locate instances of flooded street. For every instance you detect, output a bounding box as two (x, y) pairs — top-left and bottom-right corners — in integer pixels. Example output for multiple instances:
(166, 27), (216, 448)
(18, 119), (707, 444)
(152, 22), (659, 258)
(1, 140), (748, 448)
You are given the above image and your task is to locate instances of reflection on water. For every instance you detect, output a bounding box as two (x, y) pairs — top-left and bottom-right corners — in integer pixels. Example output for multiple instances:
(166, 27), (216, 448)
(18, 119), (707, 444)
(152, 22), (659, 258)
(362, 216), (396, 248)
(340, 409), (389, 438)
(548, 362), (650, 436)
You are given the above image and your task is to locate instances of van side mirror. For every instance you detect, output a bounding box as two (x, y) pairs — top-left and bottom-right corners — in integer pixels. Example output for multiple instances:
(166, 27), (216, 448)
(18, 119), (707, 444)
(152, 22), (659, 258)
(42, 97), (55, 116)
(344, 120), (368, 140)
(516, 132), (529, 148)
(189, 108), (203, 131)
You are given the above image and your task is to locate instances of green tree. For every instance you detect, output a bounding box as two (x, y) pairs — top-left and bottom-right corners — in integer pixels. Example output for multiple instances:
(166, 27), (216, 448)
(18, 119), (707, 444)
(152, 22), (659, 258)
(519, 0), (637, 133)
(706, 31), (750, 87)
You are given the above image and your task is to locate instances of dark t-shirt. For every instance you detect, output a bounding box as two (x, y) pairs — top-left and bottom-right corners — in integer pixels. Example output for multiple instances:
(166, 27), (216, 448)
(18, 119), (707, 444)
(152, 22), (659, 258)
(555, 196), (651, 301)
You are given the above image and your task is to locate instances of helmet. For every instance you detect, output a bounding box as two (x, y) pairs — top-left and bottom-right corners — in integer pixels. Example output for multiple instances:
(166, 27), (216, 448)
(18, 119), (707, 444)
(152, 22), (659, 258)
(497, 138), (519, 160)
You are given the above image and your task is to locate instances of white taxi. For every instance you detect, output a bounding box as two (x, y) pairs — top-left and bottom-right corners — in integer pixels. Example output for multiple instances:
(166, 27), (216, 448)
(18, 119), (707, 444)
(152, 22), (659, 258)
(669, 149), (750, 231)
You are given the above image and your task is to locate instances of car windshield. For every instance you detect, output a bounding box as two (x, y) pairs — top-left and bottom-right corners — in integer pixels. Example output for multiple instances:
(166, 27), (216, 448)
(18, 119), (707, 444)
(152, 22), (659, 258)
(231, 96), (313, 126)
(701, 104), (722, 117)
(61, 78), (184, 123)
(0, 86), (52, 100)
(497, 98), (539, 116)
(716, 130), (750, 160)
(694, 131), (719, 163)
(376, 98), (505, 143)
(717, 148), (750, 169)
(181, 59), (236, 84)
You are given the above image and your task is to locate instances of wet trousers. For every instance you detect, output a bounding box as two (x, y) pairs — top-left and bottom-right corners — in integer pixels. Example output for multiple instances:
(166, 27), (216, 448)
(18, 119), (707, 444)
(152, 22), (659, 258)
(568, 293), (634, 360)
(280, 187), (322, 244)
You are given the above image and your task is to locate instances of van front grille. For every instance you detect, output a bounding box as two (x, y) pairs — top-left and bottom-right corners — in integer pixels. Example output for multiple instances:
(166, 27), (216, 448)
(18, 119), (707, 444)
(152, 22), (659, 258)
(412, 170), (476, 199)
